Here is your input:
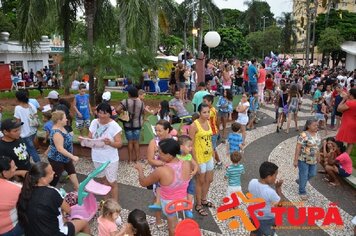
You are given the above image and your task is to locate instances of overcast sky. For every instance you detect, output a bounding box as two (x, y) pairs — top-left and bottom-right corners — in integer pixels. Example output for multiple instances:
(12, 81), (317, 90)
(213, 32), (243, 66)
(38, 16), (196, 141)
(174, 0), (294, 18)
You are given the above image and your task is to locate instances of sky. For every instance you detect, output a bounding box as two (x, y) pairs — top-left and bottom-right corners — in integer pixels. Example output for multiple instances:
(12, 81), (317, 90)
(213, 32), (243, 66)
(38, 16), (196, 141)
(174, 0), (294, 18)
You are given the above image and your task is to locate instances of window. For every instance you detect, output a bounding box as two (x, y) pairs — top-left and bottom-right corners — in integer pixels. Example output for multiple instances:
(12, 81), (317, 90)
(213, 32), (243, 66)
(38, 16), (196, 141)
(10, 61), (23, 72)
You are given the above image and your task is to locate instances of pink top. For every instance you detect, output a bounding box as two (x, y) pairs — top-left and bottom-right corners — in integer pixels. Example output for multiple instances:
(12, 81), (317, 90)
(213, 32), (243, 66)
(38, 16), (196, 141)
(160, 160), (189, 200)
(258, 68), (267, 83)
(98, 216), (117, 236)
(336, 152), (353, 174)
(0, 179), (21, 234)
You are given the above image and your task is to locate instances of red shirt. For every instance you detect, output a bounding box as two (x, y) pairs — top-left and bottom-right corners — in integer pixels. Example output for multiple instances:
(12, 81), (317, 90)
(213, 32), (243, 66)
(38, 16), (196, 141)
(243, 66), (249, 81)
(265, 78), (274, 90)
(258, 68), (267, 83)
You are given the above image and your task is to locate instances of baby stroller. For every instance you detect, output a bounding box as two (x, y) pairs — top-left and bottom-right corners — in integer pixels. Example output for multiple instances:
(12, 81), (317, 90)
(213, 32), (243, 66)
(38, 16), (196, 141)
(68, 161), (111, 221)
(165, 199), (201, 236)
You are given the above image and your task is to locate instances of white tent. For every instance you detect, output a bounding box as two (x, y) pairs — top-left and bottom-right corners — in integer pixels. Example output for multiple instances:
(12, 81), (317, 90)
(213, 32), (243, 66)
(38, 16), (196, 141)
(341, 41), (356, 71)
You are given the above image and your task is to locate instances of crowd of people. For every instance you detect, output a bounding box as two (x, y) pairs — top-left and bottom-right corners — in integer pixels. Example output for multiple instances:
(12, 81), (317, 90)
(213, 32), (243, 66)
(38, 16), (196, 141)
(0, 56), (356, 236)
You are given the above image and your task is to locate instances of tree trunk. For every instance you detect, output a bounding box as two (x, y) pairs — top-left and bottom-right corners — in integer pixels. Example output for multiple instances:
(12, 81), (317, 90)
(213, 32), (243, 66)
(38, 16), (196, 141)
(150, 1), (159, 55)
(63, 0), (71, 95)
(119, 7), (127, 54)
(84, 0), (97, 106)
(197, 0), (203, 56)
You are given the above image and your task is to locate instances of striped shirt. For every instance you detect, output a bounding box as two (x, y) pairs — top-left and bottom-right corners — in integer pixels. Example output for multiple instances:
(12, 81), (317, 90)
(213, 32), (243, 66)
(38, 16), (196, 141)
(228, 133), (243, 153)
(225, 164), (245, 187)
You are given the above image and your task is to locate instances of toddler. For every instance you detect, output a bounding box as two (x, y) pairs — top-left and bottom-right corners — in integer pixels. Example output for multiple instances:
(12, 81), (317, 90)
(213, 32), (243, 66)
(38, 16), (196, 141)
(225, 151), (245, 198)
(98, 199), (122, 236)
(228, 122), (244, 154)
(177, 135), (198, 218)
(42, 111), (53, 144)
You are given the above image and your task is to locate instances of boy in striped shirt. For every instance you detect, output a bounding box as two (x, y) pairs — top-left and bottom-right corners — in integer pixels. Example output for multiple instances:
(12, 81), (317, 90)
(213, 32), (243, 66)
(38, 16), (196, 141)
(225, 151), (245, 197)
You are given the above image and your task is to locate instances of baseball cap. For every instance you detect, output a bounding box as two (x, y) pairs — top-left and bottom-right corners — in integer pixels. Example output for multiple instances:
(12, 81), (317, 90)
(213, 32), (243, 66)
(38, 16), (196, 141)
(45, 90), (59, 99)
(1, 118), (23, 131)
(102, 91), (111, 101)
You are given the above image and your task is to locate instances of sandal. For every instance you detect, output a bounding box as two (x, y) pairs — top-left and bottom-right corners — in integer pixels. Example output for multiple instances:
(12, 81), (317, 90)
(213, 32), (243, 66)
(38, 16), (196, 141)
(195, 205), (208, 216)
(328, 182), (340, 187)
(201, 199), (214, 208)
(318, 170), (327, 174)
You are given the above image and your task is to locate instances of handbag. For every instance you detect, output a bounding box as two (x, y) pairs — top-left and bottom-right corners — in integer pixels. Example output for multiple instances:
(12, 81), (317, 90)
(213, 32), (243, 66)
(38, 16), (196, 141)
(118, 110), (130, 122)
(29, 105), (40, 127)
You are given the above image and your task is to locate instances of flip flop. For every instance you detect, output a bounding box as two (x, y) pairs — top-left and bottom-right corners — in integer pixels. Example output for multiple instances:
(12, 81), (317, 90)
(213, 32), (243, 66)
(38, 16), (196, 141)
(195, 205), (208, 216)
(318, 170), (327, 174)
(328, 182), (339, 187)
(201, 199), (214, 208)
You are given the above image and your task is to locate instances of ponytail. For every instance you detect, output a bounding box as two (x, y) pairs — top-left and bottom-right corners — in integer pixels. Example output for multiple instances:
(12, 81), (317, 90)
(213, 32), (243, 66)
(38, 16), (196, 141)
(17, 162), (49, 227)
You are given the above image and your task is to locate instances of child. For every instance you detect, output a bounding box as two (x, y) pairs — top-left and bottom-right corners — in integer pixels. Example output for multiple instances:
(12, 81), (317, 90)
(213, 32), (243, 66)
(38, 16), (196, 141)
(228, 122), (244, 154)
(225, 151), (245, 198)
(203, 94), (222, 168)
(42, 111), (53, 144)
(177, 135), (198, 217)
(315, 97), (328, 135)
(248, 161), (283, 236)
(247, 91), (259, 130)
(98, 199), (122, 236)
(286, 85), (300, 133)
(73, 83), (92, 136)
(216, 89), (233, 139)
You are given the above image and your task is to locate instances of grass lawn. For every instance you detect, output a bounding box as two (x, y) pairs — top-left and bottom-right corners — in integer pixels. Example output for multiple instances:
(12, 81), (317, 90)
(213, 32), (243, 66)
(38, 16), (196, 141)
(350, 145), (356, 169)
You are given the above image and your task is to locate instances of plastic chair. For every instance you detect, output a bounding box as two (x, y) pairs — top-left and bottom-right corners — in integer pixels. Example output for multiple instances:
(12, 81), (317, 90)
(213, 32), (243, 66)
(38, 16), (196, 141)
(147, 115), (158, 125)
(232, 94), (242, 108)
(69, 161), (111, 221)
(165, 199), (201, 236)
(141, 121), (155, 144)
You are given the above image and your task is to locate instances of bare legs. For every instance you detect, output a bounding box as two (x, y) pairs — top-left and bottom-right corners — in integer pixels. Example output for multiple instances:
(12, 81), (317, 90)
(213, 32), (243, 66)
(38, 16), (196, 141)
(128, 140), (140, 162)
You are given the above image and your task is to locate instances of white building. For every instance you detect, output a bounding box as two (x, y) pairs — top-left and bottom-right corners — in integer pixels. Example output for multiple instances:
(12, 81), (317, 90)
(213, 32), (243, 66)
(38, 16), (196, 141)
(341, 41), (356, 72)
(0, 32), (63, 72)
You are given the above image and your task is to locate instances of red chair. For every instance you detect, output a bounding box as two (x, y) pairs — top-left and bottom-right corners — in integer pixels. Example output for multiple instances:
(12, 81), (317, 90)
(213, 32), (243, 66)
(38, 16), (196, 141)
(165, 199), (201, 236)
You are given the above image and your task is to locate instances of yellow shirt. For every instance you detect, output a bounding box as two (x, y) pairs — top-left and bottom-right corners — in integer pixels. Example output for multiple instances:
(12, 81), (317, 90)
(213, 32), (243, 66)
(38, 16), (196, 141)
(209, 107), (218, 135)
(193, 120), (213, 164)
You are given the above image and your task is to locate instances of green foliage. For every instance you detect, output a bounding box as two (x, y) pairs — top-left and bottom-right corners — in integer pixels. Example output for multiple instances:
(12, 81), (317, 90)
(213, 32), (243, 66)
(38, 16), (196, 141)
(206, 27), (249, 60)
(243, 0), (275, 33)
(159, 34), (184, 55)
(315, 9), (356, 45)
(317, 27), (344, 53)
(246, 25), (282, 59)
(278, 12), (298, 53)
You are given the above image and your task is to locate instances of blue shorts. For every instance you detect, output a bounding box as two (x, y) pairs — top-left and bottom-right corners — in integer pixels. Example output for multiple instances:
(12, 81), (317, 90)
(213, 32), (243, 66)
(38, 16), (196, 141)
(315, 113), (325, 121)
(337, 165), (351, 177)
(199, 157), (214, 174)
(124, 129), (141, 141)
(212, 134), (218, 149)
(251, 218), (275, 236)
(160, 198), (177, 218)
(187, 178), (196, 195)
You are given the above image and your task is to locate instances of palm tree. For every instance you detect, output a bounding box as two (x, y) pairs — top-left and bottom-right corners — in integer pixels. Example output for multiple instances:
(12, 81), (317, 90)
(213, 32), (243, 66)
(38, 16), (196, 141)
(278, 12), (298, 53)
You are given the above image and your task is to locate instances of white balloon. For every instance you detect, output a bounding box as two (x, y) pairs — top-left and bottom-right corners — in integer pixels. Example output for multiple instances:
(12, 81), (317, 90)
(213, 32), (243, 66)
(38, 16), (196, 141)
(204, 31), (221, 48)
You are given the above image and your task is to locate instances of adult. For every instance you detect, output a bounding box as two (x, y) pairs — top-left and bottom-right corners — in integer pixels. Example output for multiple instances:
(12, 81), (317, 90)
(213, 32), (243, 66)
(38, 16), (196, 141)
(177, 64), (186, 101)
(192, 82), (209, 112)
(319, 137), (338, 173)
(146, 119), (173, 226)
(35, 70), (44, 96)
(189, 103), (214, 216)
(46, 90), (73, 133)
(248, 59), (259, 94)
(257, 62), (267, 105)
(169, 91), (190, 124)
(86, 103), (122, 202)
(222, 64), (232, 90)
(116, 87), (144, 163)
(48, 111), (80, 190)
(293, 119), (321, 200)
(235, 93), (250, 144)
(16, 162), (90, 236)
(0, 156), (23, 236)
(14, 90), (41, 163)
(336, 88), (356, 154)
(242, 61), (249, 93)
(135, 139), (190, 236)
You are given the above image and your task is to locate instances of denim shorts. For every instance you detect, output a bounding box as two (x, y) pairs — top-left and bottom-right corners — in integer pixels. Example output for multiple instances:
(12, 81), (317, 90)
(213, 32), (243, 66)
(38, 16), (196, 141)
(337, 165), (351, 177)
(315, 113), (325, 121)
(187, 178), (196, 195)
(251, 218), (275, 236)
(212, 134), (218, 149)
(125, 129), (141, 141)
(199, 157), (214, 174)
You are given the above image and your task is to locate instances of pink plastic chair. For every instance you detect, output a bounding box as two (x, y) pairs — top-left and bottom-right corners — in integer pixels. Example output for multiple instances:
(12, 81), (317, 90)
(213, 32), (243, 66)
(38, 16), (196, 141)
(69, 162), (111, 221)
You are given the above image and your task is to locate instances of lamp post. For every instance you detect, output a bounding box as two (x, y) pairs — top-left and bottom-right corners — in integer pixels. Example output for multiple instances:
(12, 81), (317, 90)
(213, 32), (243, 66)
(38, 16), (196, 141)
(204, 31), (221, 58)
(192, 28), (198, 58)
(261, 16), (268, 59)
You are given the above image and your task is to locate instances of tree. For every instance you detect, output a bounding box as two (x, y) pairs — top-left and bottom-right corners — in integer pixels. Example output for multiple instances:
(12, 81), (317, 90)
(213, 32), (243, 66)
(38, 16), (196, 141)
(317, 27), (344, 67)
(159, 34), (184, 55)
(205, 27), (249, 60)
(278, 12), (298, 53)
(246, 26), (282, 59)
(243, 0), (275, 33)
